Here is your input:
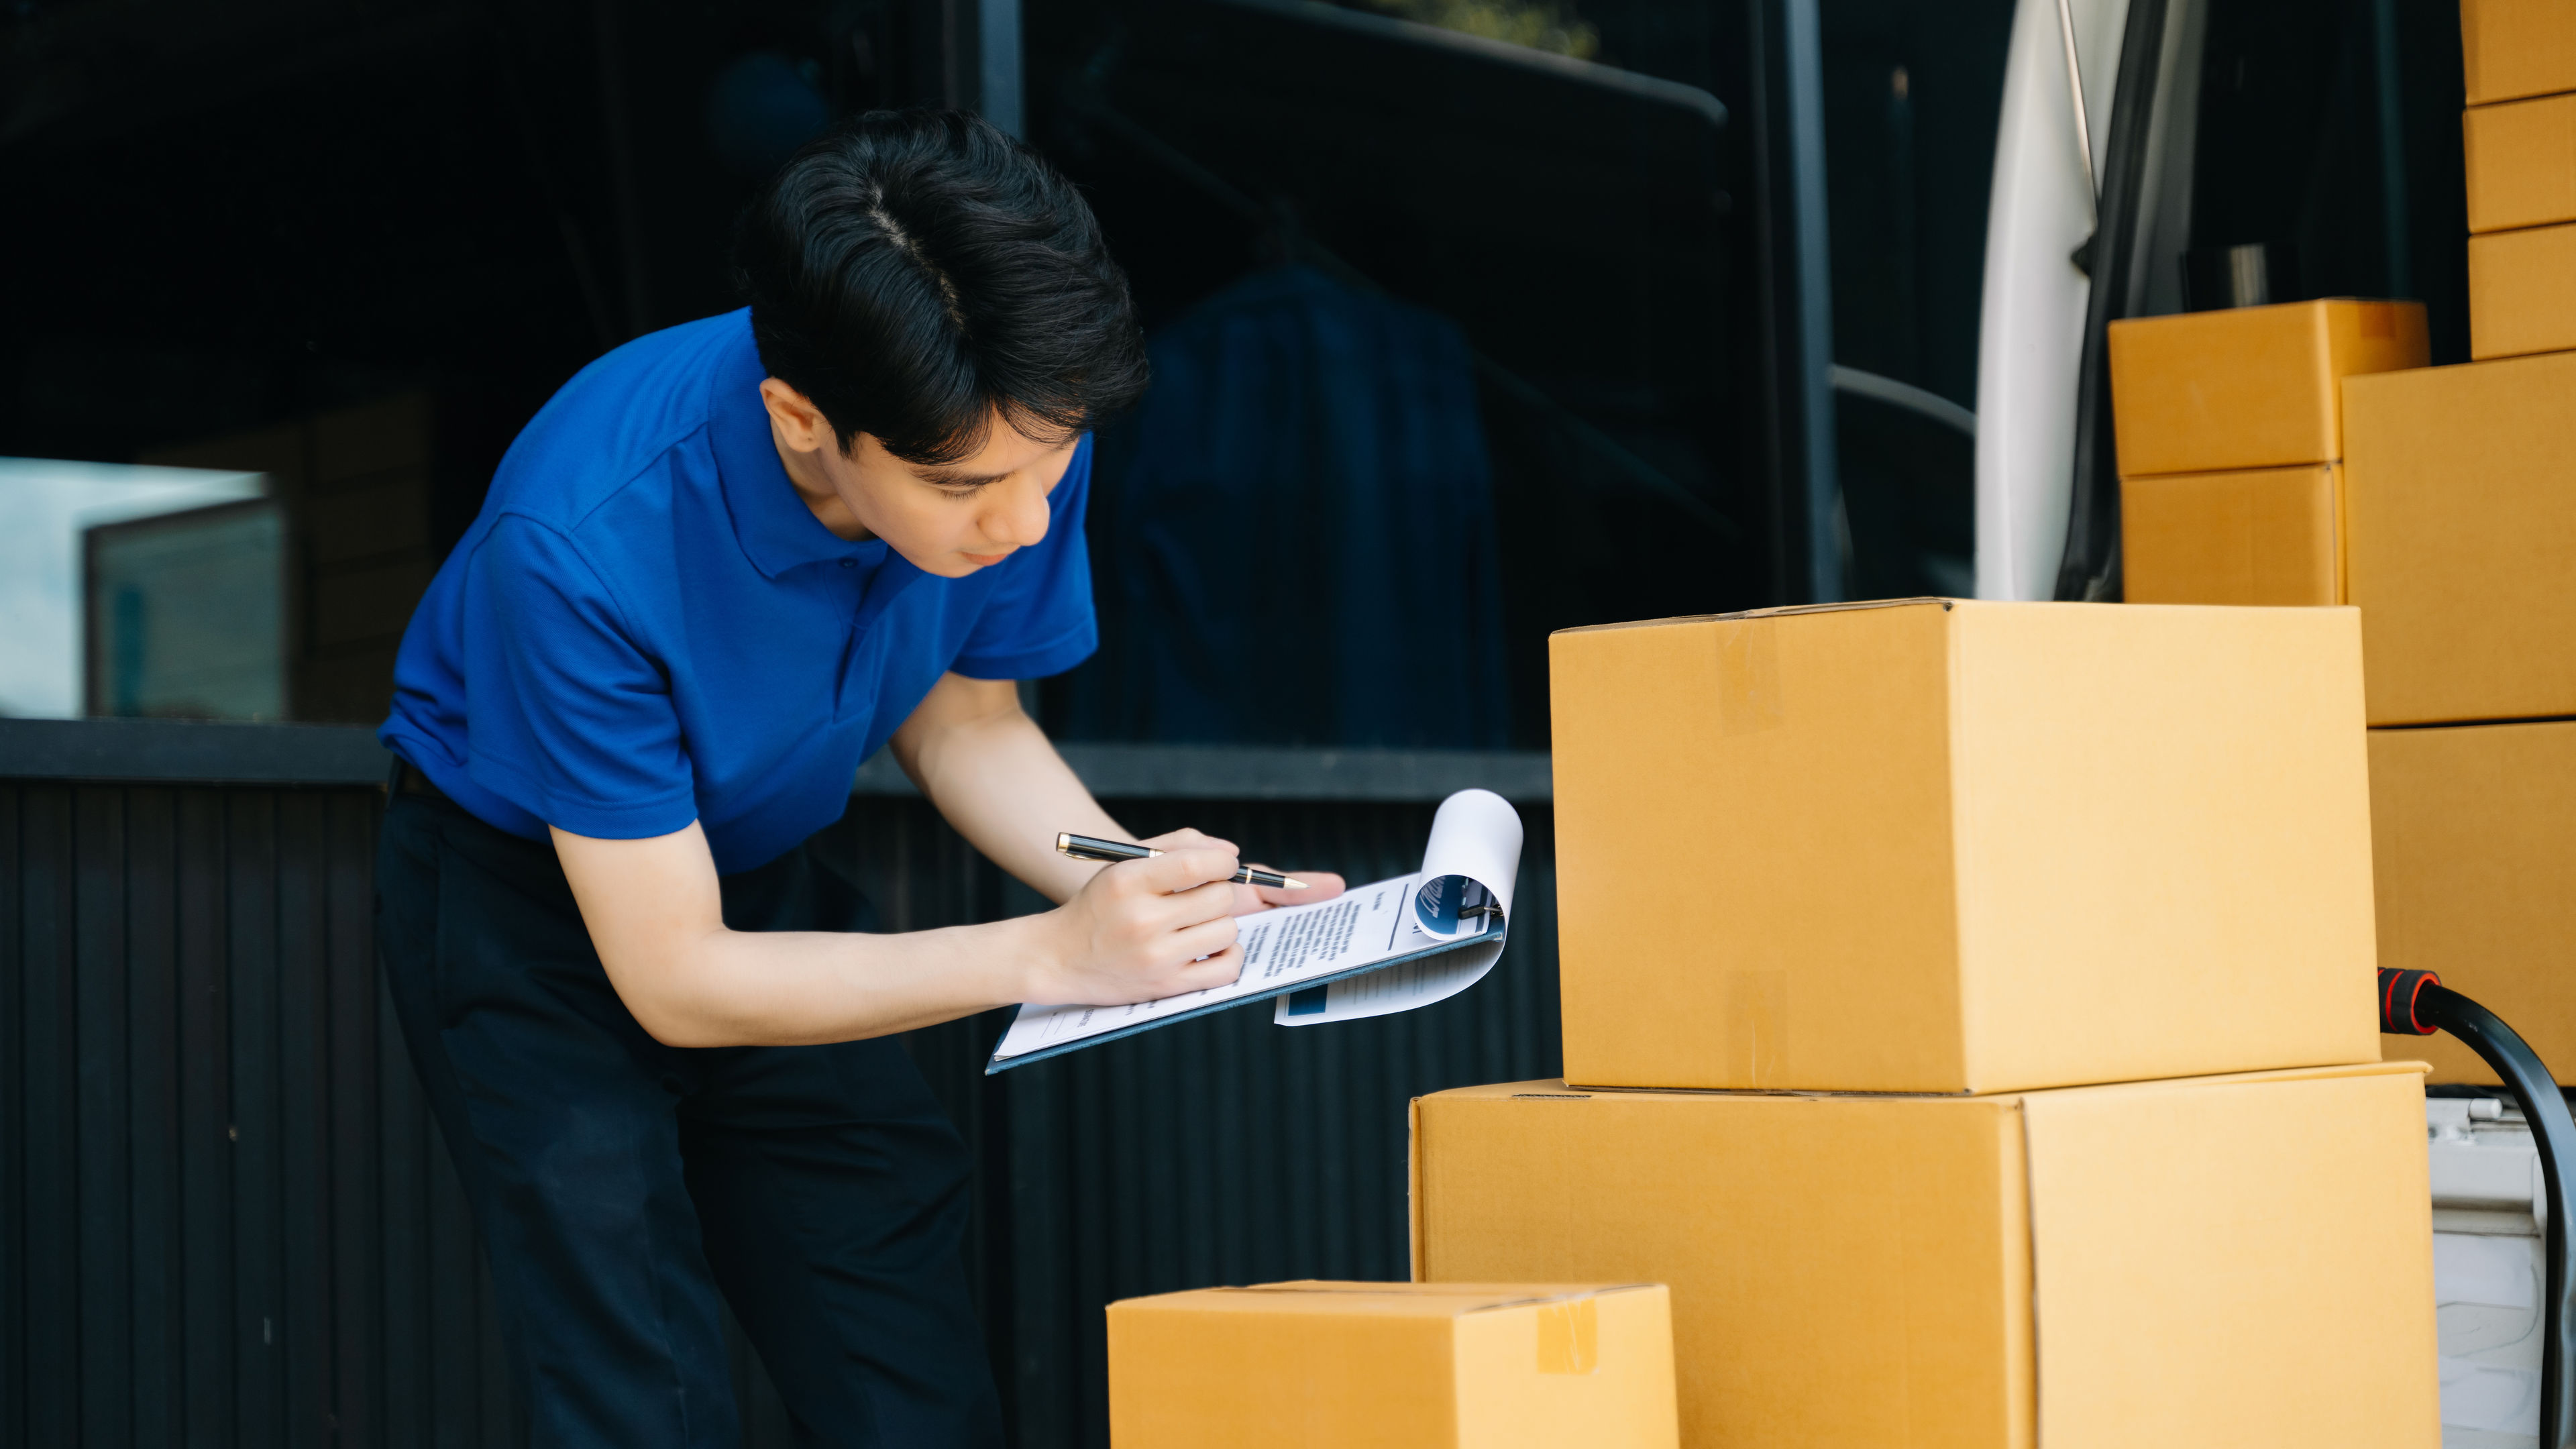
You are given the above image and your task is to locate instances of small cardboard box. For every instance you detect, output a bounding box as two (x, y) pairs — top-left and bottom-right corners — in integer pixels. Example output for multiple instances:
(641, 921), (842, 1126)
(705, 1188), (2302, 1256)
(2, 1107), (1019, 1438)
(2465, 91), (2576, 232)
(2463, 0), (2576, 107)
(1550, 600), (2380, 1094)
(2469, 221), (2576, 359)
(1106, 1281), (1680, 1448)
(2343, 352), (2576, 724)
(1413, 1065), (2440, 1449)
(2121, 463), (2343, 606)
(2106, 299), (2427, 477)
(2372, 718), (2576, 1085)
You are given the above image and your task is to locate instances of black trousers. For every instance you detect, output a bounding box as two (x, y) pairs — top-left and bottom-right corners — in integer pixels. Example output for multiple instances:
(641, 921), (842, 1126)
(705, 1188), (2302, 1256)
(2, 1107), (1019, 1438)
(374, 788), (1002, 1448)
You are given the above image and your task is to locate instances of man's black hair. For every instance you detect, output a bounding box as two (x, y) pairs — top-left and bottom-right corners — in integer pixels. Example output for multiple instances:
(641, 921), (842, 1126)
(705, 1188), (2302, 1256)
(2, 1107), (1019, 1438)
(734, 109), (1148, 466)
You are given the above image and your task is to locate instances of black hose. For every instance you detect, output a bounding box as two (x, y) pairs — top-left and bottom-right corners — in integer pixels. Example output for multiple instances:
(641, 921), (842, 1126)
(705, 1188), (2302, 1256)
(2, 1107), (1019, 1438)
(2385, 969), (2576, 1448)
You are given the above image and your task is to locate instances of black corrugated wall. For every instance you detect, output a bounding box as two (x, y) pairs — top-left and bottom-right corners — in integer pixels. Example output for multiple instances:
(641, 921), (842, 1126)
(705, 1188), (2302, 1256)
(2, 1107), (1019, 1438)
(1, 784), (523, 1448)
(2, 781), (1562, 1447)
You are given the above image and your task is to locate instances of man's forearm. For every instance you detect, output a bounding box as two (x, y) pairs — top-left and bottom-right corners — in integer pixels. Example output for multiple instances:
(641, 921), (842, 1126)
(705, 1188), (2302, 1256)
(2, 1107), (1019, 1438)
(555, 814), (1252, 1049)
(641, 914), (1046, 1046)
(554, 820), (1055, 1046)
(895, 687), (1126, 904)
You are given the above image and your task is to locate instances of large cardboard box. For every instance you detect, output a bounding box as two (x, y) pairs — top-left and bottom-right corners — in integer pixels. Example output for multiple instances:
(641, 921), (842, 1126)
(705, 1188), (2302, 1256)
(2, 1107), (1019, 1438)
(2463, 0), (2576, 107)
(2106, 299), (2426, 477)
(1550, 600), (2380, 1094)
(2121, 463), (2343, 605)
(1413, 1065), (2440, 1449)
(2465, 91), (2576, 232)
(2372, 718), (2576, 1084)
(2468, 221), (2576, 359)
(1107, 1281), (1680, 1448)
(2343, 353), (2576, 724)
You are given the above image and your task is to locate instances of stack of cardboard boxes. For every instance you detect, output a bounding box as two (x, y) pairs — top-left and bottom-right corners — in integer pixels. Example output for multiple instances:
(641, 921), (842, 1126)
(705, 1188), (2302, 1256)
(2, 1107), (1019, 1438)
(1409, 602), (2443, 1446)
(1104, 602), (2445, 1445)
(2112, 0), (2576, 1090)
(2463, 0), (2576, 360)
(2115, 299), (2427, 607)
(2359, 0), (2576, 1088)
(2349, 337), (2576, 1087)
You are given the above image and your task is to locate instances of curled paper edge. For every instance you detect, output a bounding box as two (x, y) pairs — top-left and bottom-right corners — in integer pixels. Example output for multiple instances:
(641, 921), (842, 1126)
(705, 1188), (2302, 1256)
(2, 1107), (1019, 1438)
(1275, 789), (1523, 1027)
(1414, 787), (1523, 936)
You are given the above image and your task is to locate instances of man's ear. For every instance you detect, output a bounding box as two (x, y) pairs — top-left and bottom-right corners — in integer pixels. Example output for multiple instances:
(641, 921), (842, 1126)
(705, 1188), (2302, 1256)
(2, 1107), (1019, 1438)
(759, 378), (832, 454)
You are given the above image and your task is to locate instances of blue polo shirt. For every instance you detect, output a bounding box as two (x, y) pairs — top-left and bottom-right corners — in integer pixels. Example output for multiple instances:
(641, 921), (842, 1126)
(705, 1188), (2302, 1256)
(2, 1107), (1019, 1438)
(380, 309), (1097, 874)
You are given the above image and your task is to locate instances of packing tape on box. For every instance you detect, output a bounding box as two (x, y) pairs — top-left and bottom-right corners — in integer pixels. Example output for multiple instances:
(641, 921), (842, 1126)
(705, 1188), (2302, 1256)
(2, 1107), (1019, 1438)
(1725, 971), (1788, 1087)
(1715, 619), (1785, 736)
(1535, 1297), (1600, 1375)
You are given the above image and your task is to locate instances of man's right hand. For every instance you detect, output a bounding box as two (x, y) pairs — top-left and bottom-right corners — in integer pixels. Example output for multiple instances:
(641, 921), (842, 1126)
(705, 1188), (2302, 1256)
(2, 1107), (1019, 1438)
(1024, 828), (1247, 1006)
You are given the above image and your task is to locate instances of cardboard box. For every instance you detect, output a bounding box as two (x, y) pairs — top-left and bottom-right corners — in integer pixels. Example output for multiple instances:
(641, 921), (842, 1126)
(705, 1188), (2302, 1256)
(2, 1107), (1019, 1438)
(2106, 299), (2427, 477)
(1107, 1281), (1680, 1448)
(2372, 718), (2576, 1085)
(1413, 1065), (2439, 1449)
(2465, 92), (2576, 233)
(1550, 600), (2380, 1094)
(2469, 221), (2576, 359)
(2463, 0), (2576, 107)
(2343, 353), (2576, 724)
(2121, 463), (2343, 606)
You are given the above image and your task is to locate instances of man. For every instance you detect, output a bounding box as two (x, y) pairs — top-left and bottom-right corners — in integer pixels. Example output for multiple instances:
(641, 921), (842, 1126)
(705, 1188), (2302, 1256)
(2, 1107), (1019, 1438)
(374, 110), (1342, 1447)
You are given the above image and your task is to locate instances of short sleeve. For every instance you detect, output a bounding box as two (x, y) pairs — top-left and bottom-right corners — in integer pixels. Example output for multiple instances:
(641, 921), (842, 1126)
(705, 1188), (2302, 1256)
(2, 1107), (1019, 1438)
(952, 434), (1102, 680)
(456, 515), (700, 839)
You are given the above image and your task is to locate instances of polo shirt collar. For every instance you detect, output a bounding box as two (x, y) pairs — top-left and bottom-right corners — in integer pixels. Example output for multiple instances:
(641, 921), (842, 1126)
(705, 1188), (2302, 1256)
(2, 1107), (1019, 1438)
(709, 312), (890, 580)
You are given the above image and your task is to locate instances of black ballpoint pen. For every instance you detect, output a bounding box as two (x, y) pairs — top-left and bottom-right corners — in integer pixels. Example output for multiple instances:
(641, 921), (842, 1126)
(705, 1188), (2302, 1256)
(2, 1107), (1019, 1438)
(1055, 832), (1307, 890)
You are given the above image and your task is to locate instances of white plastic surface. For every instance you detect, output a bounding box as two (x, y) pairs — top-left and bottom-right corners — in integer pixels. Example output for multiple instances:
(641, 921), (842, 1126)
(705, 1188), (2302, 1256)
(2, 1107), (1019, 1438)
(1972, 0), (2129, 600)
(2429, 1099), (2546, 1448)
